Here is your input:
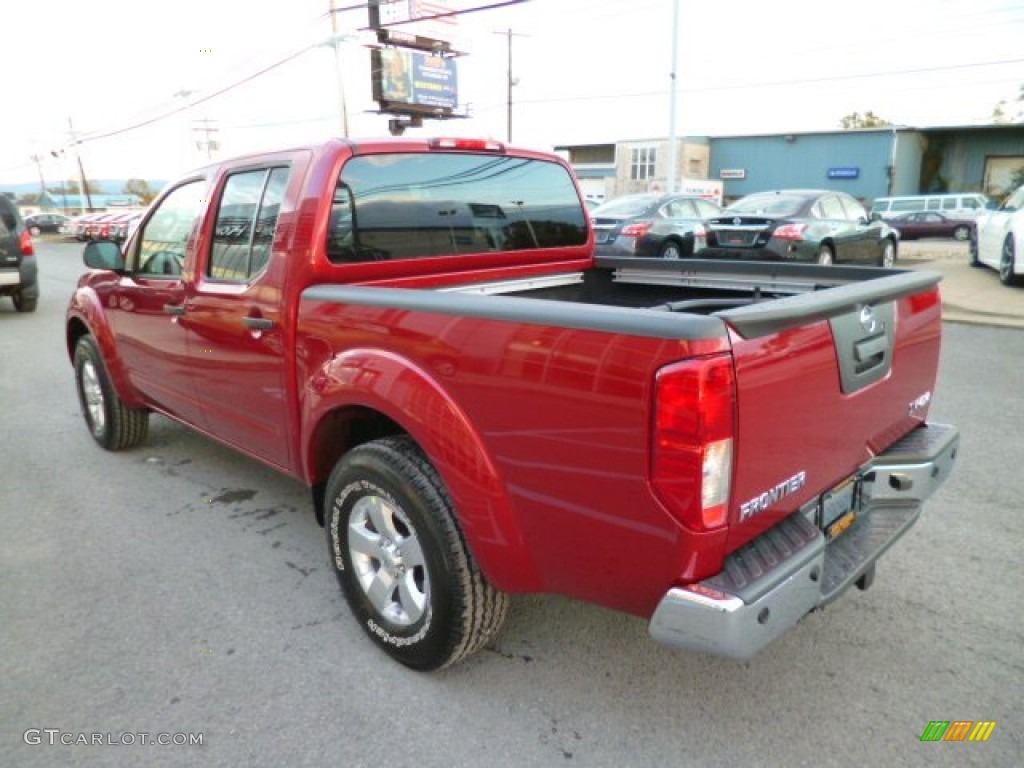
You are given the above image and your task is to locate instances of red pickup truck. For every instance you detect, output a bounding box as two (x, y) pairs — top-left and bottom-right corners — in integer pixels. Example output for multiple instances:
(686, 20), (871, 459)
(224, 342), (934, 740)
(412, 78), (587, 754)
(66, 137), (959, 670)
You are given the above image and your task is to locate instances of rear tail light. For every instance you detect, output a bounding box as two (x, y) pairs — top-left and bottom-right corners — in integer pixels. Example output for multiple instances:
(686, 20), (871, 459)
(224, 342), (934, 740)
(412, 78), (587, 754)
(693, 224), (707, 250)
(773, 223), (808, 240)
(621, 222), (652, 238)
(652, 354), (736, 531)
(19, 230), (34, 256)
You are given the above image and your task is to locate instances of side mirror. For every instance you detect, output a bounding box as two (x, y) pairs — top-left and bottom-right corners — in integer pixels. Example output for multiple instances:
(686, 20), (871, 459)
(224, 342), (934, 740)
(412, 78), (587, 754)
(83, 240), (125, 271)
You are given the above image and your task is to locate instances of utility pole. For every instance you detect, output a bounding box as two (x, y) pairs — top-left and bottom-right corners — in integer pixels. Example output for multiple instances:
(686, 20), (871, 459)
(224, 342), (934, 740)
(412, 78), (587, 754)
(68, 118), (94, 213)
(329, 0), (351, 137)
(495, 28), (526, 143)
(192, 117), (221, 161)
(667, 0), (680, 195)
(29, 154), (47, 199)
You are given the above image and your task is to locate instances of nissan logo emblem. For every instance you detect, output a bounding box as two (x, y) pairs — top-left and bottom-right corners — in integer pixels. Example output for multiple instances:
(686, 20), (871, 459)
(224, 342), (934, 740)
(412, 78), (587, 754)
(859, 305), (879, 334)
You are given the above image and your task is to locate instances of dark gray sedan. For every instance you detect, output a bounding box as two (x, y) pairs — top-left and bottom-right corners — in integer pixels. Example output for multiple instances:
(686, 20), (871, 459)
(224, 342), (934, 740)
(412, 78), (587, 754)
(697, 189), (899, 266)
(592, 193), (723, 259)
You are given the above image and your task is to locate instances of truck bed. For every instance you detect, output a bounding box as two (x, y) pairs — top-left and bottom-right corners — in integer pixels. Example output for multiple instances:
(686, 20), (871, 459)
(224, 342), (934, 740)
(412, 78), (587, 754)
(435, 257), (942, 339)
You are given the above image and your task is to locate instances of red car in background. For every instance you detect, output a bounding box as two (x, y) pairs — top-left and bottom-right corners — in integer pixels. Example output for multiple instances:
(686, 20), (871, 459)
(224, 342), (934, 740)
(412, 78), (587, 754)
(882, 211), (974, 241)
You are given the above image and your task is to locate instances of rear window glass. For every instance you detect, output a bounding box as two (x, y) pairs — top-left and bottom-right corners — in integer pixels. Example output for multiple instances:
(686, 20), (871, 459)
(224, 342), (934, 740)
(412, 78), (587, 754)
(727, 193), (805, 217)
(327, 152), (588, 263)
(592, 195), (658, 217)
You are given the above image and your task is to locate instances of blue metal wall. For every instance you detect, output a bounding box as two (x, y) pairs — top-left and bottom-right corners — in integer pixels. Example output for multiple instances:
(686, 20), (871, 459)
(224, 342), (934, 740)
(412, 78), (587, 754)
(710, 131), (896, 201)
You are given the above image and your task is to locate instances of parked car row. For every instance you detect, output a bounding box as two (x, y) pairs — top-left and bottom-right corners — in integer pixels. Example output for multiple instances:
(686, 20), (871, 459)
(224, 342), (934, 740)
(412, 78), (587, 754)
(67, 211), (144, 244)
(592, 189), (898, 267)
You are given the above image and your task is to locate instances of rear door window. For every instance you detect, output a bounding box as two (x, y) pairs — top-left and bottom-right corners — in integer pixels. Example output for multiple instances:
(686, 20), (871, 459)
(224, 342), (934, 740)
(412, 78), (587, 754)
(209, 166), (289, 281)
(816, 196), (847, 220)
(328, 152), (588, 262)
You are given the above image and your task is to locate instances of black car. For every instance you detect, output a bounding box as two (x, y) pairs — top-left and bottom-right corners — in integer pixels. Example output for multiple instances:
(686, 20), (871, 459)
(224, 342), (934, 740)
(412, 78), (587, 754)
(697, 189), (898, 267)
(591, 193), (723, 259)
(0, 197), (39, 312)
(24, 212), (71, 235)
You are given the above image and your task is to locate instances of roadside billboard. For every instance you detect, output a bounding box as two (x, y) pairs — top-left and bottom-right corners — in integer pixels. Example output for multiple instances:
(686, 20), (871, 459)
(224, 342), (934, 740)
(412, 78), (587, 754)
(372, 48), (458, 114)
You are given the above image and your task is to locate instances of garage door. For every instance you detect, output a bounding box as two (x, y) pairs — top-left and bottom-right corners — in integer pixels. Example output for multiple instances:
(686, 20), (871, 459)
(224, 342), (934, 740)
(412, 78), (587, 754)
(983, 156), (1024, 198)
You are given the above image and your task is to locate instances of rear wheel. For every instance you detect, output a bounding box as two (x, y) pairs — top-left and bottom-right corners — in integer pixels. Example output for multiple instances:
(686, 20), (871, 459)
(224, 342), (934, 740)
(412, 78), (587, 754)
(999, 236), (1023, 286)
(816, 245), (834, 265)
(12, 289), (37, 313)
(658, 239), (683, 260)
(325, 436), (508, 670)
(953, 225), (971, 241)
(74, 336), (149, 450)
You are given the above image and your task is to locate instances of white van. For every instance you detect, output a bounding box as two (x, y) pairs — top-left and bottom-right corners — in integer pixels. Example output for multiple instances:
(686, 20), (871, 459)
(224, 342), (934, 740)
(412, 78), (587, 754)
(871, 193), (990, 220)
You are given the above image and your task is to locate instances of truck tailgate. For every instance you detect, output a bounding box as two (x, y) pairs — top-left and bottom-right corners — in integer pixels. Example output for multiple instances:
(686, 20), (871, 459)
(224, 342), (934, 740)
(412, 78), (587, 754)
(717, 270), (944, 551)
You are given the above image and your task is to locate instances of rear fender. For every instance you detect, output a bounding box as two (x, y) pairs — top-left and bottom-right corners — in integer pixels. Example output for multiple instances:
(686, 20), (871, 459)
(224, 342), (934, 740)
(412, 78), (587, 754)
(66, 287), (146, 409)
(303, 348), (542, 593)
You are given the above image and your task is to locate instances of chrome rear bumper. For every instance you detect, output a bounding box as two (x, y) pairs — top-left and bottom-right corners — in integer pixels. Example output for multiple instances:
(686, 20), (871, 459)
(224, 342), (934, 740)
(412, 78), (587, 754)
(649, 422), (959, 659)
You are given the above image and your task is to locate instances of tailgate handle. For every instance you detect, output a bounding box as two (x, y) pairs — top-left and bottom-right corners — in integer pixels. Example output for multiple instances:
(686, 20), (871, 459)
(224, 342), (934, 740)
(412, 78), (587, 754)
(854, 334), (887, 365)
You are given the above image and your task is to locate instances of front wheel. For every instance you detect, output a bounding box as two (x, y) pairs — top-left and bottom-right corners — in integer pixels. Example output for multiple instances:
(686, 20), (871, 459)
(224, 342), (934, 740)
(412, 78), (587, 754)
(999, 236), (1023, 286)
(878, 240), (896, 268)
(74, 336), (149, 450)
(325, 437), (508, 670)
(953, 225), (971, 241)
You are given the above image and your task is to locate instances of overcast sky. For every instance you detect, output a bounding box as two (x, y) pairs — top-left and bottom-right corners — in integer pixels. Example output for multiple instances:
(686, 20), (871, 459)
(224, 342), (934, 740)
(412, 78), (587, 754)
(2, 0), (1022, 186)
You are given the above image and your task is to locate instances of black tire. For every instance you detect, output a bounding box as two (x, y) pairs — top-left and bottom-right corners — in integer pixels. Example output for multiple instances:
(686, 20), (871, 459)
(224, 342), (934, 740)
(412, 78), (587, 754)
(12, 290), (37, 313)
(999, 236), (1023, 286)
(878, 239), (896, 268)
(658, 239), (684, 260)
(325, 436), (508, 671)
(953, 225), (971, 241)
(816, 245), (834, 265)
(74, 336), (149, 450)
(969, 232), (983, 266)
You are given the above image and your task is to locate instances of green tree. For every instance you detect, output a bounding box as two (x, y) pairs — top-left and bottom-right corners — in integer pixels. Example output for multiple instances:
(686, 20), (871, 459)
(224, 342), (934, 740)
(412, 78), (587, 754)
(123, 178), (156, 205)
(840, 111), (892, 129)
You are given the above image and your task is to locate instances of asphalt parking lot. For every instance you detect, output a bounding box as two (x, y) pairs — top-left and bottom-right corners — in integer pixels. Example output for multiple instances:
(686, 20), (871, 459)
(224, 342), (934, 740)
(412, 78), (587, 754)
(1, 240), (1021, 768)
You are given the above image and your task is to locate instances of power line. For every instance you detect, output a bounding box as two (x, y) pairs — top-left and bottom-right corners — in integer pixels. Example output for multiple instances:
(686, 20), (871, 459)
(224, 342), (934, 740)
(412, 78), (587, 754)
(498, 57), (1024, 109)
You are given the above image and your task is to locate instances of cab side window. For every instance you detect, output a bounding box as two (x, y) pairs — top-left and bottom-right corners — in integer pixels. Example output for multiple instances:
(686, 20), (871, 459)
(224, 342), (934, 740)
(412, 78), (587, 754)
(134, 180), (207, 277)
(209, 166), (289, 282)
